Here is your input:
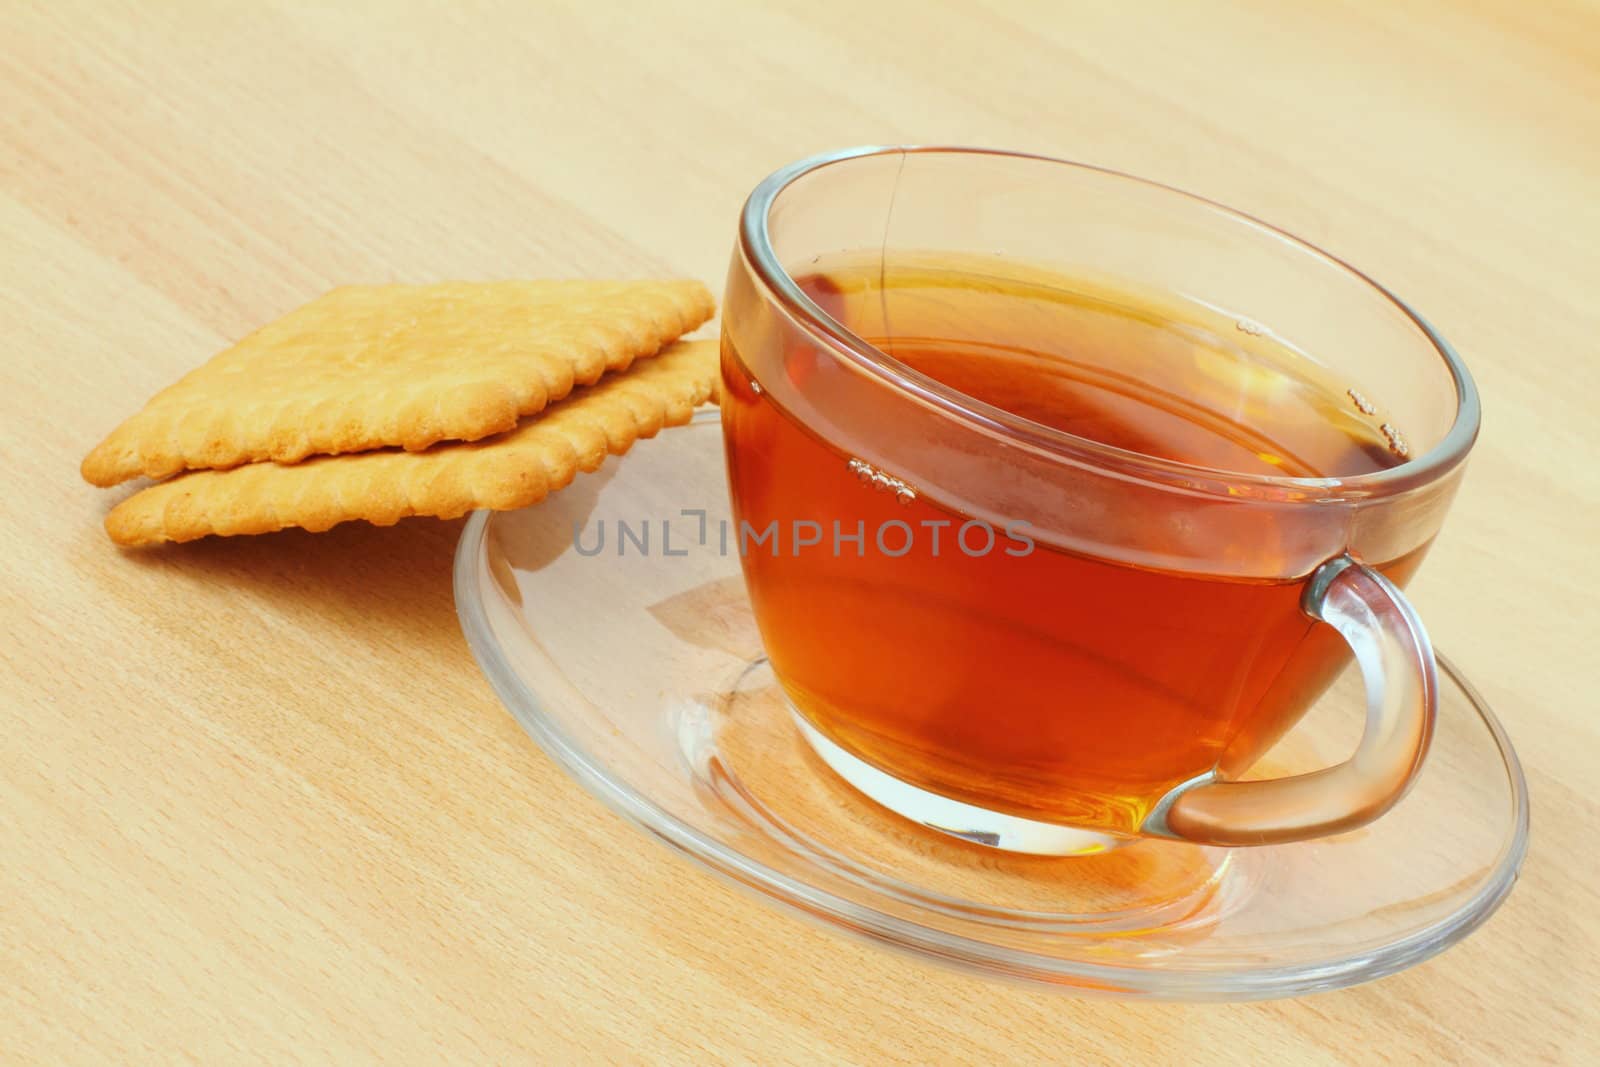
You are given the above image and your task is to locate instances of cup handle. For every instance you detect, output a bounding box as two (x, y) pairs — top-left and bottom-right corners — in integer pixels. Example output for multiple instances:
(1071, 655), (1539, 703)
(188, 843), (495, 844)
(1148, 555), (1438, 846)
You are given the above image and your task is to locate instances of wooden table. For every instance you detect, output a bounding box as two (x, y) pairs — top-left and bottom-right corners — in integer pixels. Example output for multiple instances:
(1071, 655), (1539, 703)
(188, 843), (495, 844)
(6, 2), (1596, 1062)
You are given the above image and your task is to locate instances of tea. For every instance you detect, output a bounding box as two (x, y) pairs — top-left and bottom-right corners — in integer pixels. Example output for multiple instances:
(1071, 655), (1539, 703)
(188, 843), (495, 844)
(720, 252), (1423, 835)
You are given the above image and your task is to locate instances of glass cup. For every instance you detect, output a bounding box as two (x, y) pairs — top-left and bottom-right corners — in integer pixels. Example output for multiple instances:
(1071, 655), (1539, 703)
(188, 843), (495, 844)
(719, 146), (1478, 853)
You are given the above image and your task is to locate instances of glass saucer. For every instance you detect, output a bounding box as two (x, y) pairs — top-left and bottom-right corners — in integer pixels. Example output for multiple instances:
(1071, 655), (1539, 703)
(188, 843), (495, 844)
(452, 409), (1528, 1000)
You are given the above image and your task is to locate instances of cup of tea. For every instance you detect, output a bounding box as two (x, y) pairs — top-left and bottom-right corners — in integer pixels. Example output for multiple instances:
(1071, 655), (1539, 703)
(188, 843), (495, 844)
(719, 147), (1478, 853)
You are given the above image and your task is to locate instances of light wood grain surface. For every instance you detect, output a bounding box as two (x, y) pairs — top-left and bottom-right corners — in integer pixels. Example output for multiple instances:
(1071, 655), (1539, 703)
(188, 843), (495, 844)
(4, 1), (1597, 1062)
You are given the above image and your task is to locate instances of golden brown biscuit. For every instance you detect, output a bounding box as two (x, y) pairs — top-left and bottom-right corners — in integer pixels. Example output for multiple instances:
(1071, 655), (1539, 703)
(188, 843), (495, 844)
(104, 340), (718, 546)
(82, 279), (714, 486)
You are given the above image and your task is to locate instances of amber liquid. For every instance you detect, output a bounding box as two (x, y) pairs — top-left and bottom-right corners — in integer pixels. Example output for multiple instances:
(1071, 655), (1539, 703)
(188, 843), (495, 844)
(721, 253), (1423, 835)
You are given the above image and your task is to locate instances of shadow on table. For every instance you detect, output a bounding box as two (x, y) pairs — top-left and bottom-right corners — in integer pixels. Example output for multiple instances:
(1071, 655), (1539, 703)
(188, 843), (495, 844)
(118, 516), (470, 657)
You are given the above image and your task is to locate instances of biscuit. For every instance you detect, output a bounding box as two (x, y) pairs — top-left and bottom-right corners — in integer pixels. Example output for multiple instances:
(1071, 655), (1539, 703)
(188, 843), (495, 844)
(82, 279), (714, 486)
(104, 339), (719, 546)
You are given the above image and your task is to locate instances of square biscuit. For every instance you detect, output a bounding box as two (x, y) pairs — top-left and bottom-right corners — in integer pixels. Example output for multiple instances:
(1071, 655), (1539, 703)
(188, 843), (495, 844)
(103, 339), (719, 546)
(82, 279), (714, 486)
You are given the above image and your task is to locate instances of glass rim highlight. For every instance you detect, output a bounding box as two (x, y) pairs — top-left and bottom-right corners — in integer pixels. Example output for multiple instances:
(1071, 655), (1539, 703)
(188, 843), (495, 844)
(737, 144), (1481, 504)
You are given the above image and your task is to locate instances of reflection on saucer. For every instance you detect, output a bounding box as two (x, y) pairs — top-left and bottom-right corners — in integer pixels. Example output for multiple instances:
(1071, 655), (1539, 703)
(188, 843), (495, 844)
(647, 576), (764, 662)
